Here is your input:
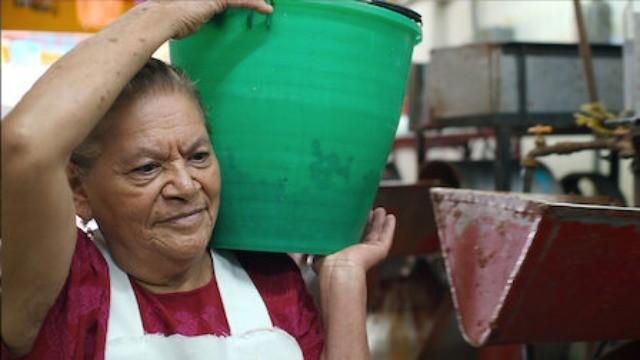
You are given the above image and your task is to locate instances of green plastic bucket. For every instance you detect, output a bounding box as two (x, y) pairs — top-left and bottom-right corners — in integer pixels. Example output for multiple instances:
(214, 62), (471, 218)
(170, 0), (421, 254)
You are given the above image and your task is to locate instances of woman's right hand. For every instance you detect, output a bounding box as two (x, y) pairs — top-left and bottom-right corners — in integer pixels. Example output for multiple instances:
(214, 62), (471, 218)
(151, 0), (273, 39)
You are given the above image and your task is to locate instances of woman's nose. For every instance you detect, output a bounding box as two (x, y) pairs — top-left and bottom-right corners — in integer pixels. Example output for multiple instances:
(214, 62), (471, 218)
(162, 163), (200, 200)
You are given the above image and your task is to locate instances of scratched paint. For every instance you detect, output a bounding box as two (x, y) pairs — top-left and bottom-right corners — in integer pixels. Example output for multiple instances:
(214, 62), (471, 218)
(431, 188), (640, 346)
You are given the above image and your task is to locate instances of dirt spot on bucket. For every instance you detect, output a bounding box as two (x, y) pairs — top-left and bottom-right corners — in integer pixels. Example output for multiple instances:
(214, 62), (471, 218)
(309, 139), (353, 187)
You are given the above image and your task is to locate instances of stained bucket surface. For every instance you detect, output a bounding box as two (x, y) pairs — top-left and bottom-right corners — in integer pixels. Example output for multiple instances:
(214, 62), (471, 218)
(170, 0), (421, 254)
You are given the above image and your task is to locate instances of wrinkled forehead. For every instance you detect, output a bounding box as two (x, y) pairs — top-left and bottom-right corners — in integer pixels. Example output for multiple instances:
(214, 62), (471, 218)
(99, 92), (209, 155)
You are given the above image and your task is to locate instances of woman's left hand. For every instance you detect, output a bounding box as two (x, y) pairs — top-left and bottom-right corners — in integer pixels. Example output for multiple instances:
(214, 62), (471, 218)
(150, 0), (273, 39)
(312, 207), (395, 277)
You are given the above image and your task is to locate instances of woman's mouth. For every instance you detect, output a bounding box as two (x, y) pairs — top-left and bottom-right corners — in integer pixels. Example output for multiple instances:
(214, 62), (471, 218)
(158, 208), (207, 227)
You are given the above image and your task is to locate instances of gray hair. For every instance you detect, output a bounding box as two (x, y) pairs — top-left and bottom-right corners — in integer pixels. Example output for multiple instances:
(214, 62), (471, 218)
(70, 58), (206, 176)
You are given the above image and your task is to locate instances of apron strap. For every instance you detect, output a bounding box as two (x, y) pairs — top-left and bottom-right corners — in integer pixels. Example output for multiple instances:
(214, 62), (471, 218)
(91, 229), (273, 340)
(91, 231), (146, 340)
(211, 250), (273, 334)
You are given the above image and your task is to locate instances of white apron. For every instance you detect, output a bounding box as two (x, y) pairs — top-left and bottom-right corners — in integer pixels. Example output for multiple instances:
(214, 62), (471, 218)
(92, 236), (304, 360)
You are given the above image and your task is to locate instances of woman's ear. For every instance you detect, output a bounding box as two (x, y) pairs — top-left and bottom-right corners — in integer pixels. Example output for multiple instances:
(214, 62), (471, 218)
(66, 165), (93, 222)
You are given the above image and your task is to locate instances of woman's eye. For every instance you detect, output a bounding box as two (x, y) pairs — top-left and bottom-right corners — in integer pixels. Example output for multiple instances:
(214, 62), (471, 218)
(132, 163), (160, 175)
(190, 152), (210, 163)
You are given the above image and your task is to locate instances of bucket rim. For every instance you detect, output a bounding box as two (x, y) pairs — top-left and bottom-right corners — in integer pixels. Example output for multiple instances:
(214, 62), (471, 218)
(271, 0), (422, 45)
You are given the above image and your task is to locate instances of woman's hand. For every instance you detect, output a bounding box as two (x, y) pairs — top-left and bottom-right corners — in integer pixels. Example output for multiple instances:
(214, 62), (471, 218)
(313, 207), (395, 277)
(314, 208), (395, 360)
(151, 0), (273, 39)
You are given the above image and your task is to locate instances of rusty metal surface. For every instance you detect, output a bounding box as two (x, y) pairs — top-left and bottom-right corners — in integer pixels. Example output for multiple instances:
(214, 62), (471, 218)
(431, 188), (640, 346)
(373, 183), (440, 257)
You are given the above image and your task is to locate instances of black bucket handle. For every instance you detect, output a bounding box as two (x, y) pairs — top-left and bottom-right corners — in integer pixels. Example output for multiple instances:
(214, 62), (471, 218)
(365, 0), (422, 25)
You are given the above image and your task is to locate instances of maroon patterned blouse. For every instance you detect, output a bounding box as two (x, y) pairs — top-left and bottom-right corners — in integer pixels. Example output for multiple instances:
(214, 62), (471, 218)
(3, 229), (323, 359)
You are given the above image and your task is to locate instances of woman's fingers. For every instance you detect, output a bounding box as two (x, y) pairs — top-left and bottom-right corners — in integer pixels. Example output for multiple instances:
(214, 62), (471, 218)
(310, 208), (396, 276)
(379, 213), (395, 253)
(362, 210), (374, 241)
(229, 0), (273, 14)
(161, 0), (273, 39)
(364, 208), (386, 243)
(363, 210), (395, 267)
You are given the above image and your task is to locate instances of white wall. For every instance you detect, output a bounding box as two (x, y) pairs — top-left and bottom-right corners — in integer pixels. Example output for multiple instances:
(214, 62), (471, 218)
(1, 63), (47, 109)
(0, 40), (170, 111)
(410, 0), (633, 63)
(411, 0), (474, 63)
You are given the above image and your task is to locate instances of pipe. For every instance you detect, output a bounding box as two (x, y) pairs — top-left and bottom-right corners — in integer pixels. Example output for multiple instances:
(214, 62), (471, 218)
(522, 163), (536, 193)
(521, 138), (633, 193)
(573, 0), (599, 103)
(526, 139), (627, 157)
(471, 0), (480, 42)
(634, 124), (640, 207)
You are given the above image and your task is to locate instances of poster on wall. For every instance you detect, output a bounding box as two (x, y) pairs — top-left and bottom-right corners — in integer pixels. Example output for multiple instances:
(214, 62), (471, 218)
(1, 31), (89, 116)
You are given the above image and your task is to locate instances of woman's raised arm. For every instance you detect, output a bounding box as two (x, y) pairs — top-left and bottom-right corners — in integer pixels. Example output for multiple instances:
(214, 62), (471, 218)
(0, 1), (271, 355)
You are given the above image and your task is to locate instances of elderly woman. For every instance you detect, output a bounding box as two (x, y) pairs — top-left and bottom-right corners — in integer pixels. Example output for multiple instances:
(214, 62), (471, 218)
(1, 1), (396, 359)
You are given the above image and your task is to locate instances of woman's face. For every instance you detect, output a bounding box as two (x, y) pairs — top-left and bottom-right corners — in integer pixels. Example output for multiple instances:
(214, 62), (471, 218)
(81, 92), (220, 264)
